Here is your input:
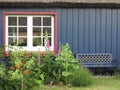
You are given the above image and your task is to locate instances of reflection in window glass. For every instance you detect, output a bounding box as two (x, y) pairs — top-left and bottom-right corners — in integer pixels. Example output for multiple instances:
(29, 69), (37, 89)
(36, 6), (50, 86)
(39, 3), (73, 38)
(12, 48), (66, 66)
(43, 27), (51, 36)
(19, 17), (27, 26)
(33, 28), (41, 36)
(18, 38), (27, 46)
(8, 37), (17, 46)
(8, 17), (17, 26)
(33, 17), (41, 26)
(43, 17), (51, 26)
(8, 27), (17, 36)
(18, 27), (27, 36)
(33, 38), (41, 46)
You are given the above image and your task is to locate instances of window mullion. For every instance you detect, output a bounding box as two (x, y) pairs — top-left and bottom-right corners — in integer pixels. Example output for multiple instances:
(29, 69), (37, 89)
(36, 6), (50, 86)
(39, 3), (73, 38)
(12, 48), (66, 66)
(41, 17), (43, 46)
(27, 16), (33, 49)
(17, 16), (18, 45)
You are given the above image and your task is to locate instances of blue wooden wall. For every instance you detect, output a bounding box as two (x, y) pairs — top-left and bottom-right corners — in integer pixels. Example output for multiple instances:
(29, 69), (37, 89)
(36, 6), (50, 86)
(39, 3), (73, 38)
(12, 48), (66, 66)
(0, 8), (120, 69)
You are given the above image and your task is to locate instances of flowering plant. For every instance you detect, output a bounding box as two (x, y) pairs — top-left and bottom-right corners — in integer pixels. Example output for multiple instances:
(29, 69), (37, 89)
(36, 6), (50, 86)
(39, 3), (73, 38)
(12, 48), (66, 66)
(0, 48), (44, 90)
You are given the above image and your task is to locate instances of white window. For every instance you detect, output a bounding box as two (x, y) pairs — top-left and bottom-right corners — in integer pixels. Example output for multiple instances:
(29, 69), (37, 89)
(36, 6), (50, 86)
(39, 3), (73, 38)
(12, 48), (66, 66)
(5, 14), (56, 52)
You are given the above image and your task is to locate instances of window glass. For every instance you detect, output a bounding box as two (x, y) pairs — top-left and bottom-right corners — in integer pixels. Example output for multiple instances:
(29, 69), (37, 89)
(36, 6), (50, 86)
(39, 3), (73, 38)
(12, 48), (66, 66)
(33, 17), (41, 26)
(8, 37), (17, 46)
(33, 28), (41, 36)
(18, 38), (27, 46)
(18, 27), (27, 36)
(8, 17), (17, 26)
(8, 27), (17, 36)
(43, 27), (51, 36)
(43, 17), (51, 26)
(33, 38), (41, 46)
(18, 17), (27, 26)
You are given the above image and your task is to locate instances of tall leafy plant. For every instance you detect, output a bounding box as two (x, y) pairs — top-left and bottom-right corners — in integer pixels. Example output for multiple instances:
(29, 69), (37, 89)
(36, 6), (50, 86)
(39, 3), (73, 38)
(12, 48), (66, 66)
(55, 43), (79, 84)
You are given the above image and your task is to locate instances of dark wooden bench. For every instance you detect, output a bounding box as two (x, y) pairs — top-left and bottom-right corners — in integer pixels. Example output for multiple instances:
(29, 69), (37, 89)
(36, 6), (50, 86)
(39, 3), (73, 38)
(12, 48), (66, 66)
(76, 53), (116, 68)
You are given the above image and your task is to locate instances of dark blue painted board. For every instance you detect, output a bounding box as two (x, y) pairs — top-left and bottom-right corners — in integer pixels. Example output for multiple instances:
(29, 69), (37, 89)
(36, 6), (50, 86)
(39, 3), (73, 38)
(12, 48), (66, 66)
(101, 9), (106, 53)
(73, 9), (79, 53)
(78, 9), (85, 53)
(84, 9), (89, 53)
(106, 9), (112, 53)
(111, 10), (117, 59)
(67, 9), (73, 51)
(89, 9), (95, 53)
(95, 9), (101, 53)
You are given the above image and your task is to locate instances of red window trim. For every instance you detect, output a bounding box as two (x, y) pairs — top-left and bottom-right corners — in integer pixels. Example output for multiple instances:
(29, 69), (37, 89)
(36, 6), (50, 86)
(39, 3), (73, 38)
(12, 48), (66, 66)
(3, 12), (58, 56)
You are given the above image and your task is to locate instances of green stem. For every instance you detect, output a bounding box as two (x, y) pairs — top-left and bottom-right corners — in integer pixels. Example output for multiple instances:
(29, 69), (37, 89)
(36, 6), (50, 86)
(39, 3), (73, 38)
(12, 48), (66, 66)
(21, 70), (24, 90)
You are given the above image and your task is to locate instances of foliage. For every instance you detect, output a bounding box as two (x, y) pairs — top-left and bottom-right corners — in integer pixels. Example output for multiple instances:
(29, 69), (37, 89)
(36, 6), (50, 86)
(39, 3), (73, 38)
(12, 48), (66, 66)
(0, 48), (44, 90)
(115, 71), (120, 79)
(68, 67), (93, 87)
(0, 43), (94, 89)
(0, 45), (4, 59)
(55, 43), (79, 84)
(40, 52), (62, 85)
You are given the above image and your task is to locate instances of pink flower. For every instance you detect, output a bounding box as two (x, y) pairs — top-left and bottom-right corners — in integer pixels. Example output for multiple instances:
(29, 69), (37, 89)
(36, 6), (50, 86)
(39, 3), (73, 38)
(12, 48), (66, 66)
(45, 38), (50, 50)
(38, 53), (40, 65)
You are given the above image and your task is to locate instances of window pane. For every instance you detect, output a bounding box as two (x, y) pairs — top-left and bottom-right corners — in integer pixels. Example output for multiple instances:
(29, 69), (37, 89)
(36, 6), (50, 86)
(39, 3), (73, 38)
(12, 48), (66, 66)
(8, 27), (17, 36)
(18, 38), (27, 46)
(33, 27), (41, 36)
(43, 37), (51, 46)
(8, 37), (17, 46)
(33, 17), (41, 26)
(33, 38), (41, 46)
(43, 17), (51, 26)
(19, 17), (27, 26)
(18, 27), (27, 36)
(43, 27), (51, 36)
(8, 17), (17, 26)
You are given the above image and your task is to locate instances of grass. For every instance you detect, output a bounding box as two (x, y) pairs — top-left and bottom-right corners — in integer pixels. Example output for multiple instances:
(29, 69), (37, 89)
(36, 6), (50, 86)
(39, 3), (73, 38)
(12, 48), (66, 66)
(31, 76), (120, 90)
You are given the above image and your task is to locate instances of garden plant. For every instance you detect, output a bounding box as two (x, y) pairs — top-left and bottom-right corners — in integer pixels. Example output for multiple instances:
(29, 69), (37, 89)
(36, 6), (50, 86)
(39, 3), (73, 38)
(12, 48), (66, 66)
(0, 42), (93, 90)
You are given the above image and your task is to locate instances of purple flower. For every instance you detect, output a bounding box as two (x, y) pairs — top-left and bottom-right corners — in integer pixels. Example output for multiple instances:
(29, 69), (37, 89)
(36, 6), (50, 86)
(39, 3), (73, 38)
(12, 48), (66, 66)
(58, 47), (61, 53)
(45, 38), (50, 50)
(38, 53), (40, 65)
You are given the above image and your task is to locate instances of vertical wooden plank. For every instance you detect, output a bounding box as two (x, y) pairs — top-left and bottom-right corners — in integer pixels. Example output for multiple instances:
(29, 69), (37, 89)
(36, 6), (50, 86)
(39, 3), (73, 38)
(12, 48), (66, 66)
(95, 9), (101, 53)
(67, 9), (73, 51)
(61, 9), (67, 44)
(106, 9), (112, 53)
(78, 9), (85, 53)
(55, 8), (62, 44)
(84, 9), (89, 53)
(111, 9), (117, 59)
(101, 9), (106, 52)
(117, 9), (120, 68)
(73, 9), (79, 54)
(89, 9), (96, 53)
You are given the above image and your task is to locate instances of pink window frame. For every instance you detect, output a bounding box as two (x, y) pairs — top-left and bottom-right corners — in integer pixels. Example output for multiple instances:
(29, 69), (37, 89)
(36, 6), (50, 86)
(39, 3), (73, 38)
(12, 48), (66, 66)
(3, 12), (58, 56)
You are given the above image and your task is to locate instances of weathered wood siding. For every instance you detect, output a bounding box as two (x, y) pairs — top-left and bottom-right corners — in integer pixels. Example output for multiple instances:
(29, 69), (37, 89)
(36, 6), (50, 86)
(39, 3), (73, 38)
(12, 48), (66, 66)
(0, 8), (120, 68)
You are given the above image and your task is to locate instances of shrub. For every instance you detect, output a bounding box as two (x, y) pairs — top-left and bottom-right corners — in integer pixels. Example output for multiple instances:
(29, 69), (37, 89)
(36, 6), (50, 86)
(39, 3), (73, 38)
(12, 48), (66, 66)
(55, 43), (79, 85)
(68, 67), (93, 87)
(40, 52), (62, 85)
(0, 49), (44, 90)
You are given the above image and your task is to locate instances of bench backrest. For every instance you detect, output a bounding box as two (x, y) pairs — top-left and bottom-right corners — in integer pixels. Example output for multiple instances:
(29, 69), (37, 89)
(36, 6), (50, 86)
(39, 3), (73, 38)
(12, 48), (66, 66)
(76, 53), (114, 67)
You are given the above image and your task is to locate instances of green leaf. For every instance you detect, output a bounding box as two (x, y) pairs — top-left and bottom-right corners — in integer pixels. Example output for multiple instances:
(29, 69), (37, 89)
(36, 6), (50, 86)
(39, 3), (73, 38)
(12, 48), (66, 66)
(62, 71), (71, 77)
